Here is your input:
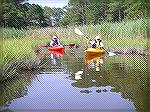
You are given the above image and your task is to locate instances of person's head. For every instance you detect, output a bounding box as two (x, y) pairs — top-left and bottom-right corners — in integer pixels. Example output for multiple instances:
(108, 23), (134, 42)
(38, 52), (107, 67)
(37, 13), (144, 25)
(95, 35), (101, 41)
(52, 36), (58, 40)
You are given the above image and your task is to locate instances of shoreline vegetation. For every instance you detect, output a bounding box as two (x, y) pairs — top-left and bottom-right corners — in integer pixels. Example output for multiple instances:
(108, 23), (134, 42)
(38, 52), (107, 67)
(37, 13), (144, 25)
(1, 19), (149, 82)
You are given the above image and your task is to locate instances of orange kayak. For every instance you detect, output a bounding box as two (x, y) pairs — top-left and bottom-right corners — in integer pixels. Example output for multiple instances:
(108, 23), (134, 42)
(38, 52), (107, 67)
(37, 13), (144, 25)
(49, 50), (65, 56)
(48, 46), (64, 51)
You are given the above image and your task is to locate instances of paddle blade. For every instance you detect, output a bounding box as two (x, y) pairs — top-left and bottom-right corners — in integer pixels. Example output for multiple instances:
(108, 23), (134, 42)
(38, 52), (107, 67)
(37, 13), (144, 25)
(108, 52), (116, 56)
(75, 28), (84, 36)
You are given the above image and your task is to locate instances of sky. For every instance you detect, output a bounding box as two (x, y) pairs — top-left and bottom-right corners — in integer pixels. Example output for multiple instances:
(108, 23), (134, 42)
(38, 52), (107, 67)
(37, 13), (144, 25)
(26, 0), (69, 8)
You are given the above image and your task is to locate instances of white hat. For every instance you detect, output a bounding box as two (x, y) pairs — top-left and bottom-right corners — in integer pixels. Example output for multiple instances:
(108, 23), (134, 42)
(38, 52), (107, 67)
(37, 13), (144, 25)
(95, 35), (101, 40)
(53, 36), (57, 39)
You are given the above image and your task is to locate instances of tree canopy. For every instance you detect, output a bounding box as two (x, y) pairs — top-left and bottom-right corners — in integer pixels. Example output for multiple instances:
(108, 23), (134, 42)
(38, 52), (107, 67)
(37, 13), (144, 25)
(1, 0), (148, 29)
(59, 0), (147, 26)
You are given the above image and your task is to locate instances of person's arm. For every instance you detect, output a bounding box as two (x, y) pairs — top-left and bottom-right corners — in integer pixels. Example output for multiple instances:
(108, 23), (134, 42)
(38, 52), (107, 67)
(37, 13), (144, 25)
(90, 40), (95, 45)
(50, 41), (53, 46)
(57, 40), (61, 46)
(100, 42), (104, 47)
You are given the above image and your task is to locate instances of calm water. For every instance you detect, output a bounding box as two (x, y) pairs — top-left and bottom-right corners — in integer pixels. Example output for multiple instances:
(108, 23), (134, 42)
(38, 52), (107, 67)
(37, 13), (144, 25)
(1, 48), (148, 112)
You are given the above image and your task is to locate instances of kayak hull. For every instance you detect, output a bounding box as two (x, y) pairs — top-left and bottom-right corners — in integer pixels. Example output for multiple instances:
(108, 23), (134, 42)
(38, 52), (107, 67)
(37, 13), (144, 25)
(48, 46), (64, 52)
(85, 48), (105, 56)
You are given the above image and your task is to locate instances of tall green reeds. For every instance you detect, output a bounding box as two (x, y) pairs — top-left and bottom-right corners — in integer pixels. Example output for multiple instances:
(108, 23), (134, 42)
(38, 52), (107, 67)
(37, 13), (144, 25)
(1, 28), (52, 81)
(1, 19), (147, 81)
(77, 19), (147, 48)
(2, 19), (147, 64)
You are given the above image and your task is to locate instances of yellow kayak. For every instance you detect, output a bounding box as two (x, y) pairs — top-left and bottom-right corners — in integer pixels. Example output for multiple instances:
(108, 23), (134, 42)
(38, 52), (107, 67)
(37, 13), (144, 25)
(85, 48), (105, 55)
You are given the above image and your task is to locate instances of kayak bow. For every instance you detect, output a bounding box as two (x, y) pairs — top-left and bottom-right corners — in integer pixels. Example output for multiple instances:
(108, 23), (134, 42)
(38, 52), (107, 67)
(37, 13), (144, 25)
(85, 48), (105, 55)
(48, 46), (64, 51)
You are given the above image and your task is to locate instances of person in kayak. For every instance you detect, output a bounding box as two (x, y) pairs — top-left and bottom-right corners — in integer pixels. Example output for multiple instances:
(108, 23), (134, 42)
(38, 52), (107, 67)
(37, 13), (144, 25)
(50, 35), (61, 47)
(87, 35), (104, 49)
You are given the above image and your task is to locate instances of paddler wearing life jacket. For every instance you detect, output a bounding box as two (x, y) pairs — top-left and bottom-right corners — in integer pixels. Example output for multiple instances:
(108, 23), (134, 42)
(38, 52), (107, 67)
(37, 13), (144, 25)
(50, 35), (61, 47)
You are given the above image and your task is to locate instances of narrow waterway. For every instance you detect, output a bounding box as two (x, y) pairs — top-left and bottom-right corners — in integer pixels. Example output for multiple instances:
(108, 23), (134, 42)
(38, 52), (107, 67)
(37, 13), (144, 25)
(0, 48), (148, 112)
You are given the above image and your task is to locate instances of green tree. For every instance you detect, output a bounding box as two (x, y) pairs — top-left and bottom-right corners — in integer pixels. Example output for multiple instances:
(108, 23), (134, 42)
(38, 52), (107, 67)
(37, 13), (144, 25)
(3, 2), (25, 29)
(69, 0), (87, 25)
(0, 0), (3, 27)
(108, 1), (125, 22)
(43, 6), (52, 26)
(124, 0), (147, 20)
(60, 0), (109, 26)
(85, 0), (109, 24)
(109, 0), (147, 20)
(59, 0), (147, 26)
(26, 4), (45, 27)
(2, 0), (47, 29)
(51, 7), (64, 26)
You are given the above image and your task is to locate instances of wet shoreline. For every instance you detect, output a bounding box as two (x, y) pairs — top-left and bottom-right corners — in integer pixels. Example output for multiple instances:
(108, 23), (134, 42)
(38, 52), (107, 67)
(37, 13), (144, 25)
(108, 47), (149, 56)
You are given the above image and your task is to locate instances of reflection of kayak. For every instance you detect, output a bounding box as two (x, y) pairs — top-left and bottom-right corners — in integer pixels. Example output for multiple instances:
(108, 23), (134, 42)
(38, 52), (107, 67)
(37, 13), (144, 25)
(85, 48), (105, 55)
(48, 46), (64, 51)
(85, 53), (104, 62)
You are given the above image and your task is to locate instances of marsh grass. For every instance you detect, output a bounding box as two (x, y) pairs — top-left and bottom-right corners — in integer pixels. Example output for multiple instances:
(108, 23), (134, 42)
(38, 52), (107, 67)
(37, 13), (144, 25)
(1, 19), (147, 81)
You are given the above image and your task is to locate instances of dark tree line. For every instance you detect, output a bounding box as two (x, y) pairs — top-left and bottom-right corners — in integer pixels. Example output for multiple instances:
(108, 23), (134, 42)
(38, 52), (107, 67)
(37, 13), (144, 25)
(59, 0), (148, 26)
(2, 0), (64, 29)
(1, 0), (148, 29)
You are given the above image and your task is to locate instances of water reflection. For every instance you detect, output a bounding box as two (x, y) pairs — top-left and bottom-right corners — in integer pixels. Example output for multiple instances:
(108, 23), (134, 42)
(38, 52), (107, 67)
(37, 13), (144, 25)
(80, 90), (92, 94)
(1, 48), (148, 112)
(65, 54), (148, 112)
(75, 71), (83, 80)
(0, 71), (39, 111)
(50, 51), (65, 65)
(38, 49), (66, 73)
(85, 54), (104, 71)
(50, 53), (58, 65)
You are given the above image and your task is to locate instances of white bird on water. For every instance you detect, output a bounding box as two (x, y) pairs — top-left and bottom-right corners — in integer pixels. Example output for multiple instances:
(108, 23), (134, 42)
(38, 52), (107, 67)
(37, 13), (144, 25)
(75, 71), (83, 80)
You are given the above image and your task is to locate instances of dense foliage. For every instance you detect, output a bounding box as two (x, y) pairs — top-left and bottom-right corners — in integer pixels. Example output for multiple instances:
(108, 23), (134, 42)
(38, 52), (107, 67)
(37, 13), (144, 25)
(1, 0), (148, 29)
(59, 0), (148, 26)
(2, 0), (64, 29)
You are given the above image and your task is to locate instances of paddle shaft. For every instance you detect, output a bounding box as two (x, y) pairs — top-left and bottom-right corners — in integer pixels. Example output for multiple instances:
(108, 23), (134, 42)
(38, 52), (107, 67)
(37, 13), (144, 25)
(38, 44), (76, 48)
(74, 28), (114, 55)
(102, 47), (109, 54)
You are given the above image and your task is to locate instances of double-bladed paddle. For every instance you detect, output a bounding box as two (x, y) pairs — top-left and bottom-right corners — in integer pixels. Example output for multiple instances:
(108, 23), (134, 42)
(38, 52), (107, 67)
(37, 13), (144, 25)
(74, 28), (116, 56)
